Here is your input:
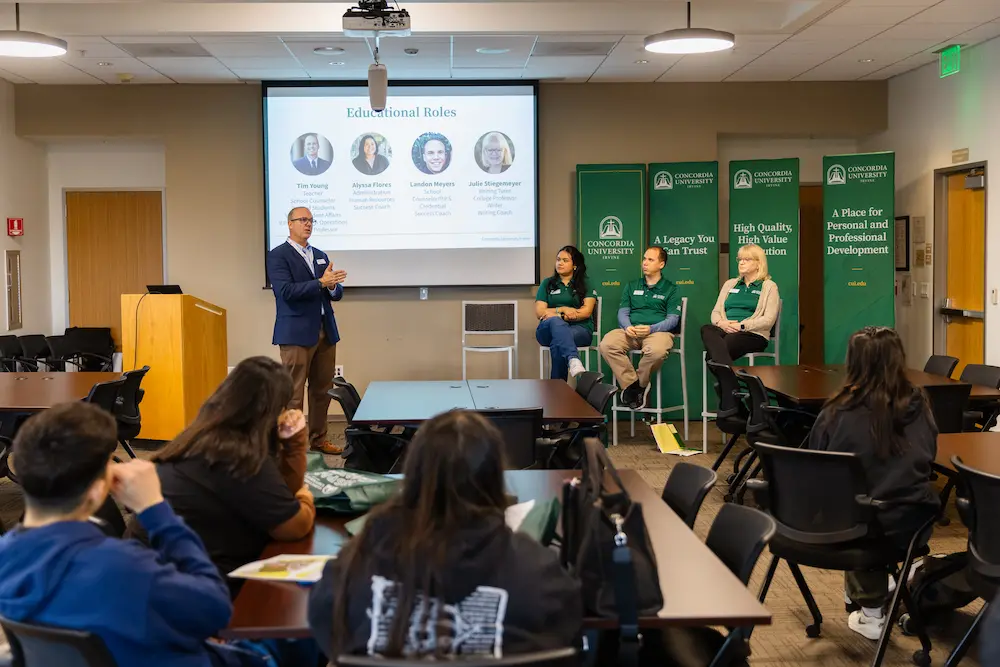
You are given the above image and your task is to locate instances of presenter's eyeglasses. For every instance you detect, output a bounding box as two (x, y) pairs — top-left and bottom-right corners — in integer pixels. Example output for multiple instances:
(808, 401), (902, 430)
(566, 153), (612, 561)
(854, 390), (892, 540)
(291, 217), (315, 224)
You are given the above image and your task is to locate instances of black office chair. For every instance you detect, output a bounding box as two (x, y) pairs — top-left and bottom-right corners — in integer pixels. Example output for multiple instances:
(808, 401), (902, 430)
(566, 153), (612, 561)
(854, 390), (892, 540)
(83, 378), (126, 415)
(748, 443), (935, 667)
(17, 335), (58, 372)
(960, 364), (1000, 432)
(705, 360), (749, 474)
(338, 648), (578, 667)
(924, 355), (959, 378)
(333, 376), (362, 409)
(940, 457), (1000, 667)
(575, 371), (603, 400)
(62, 327), (115, 372)
(479, 407), (544, 470)
(539, 382), (616, 469)
(0, 616), (117, 667)
(654, 504), (776, 667)
(114, 366), (149, 459)
(329, 386), (411, 474)
(661, 462), (717, 529)
(924, 383), (972, 434)
(0, 335), (23, 372)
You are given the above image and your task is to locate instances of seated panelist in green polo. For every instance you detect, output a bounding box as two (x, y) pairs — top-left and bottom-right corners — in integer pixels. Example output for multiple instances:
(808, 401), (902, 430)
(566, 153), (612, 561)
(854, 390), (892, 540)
(701, 243), (780, 365)
(598, 246), (681, 410)
(535, 245), (598, 382)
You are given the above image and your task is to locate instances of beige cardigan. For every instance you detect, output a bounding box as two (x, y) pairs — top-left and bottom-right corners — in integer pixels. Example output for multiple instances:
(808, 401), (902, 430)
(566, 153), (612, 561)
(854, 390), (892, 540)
(710, 278), (780, 340)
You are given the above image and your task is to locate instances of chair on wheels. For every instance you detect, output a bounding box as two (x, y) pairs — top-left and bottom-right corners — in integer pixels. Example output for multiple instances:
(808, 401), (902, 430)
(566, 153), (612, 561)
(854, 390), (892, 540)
(338, 648), (578, 667)
(924, 383), (972, 434)
(747, 443), (936, 667)
(0, 335), (23, 372)
(0, 616), (117, 667)
(114, 366), (150, 459)
(745, 299), (782, 366)
(939, 457), (1000, 667)
(538, 381), (617, 469)
(329, 385), (412, 474)
(705, 360), (749, 474)
(612, 297), (689, 445)
(959, 364), (1000, 432)
(477, 407), (543, 470)
(82, 378), (127, 460)
(63, 327), (115, 372)
(574, 371), (603, 400)
(661, 462), (717, 528)
(18, 335), (58, 371)
(539, 297), (602, 378)
(462, 301), (518, 380)
(924, 354), (959, 378)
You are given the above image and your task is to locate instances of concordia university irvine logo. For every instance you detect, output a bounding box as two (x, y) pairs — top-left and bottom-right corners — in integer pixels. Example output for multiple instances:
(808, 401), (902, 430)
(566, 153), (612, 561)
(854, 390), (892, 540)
(733, 169), (753, 189)
(599, 215), (623, 239)
(826, 164), (846, 185)
(653, 171), (673, 190)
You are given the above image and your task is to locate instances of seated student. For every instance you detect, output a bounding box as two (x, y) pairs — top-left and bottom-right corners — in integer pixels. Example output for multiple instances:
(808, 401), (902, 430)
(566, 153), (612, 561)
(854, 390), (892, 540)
(0, 402), (262, 667)
(535, 245), (598, 381)
(153, 356), (315, 599)
(308, 410), (581, 660)
(808, 326), (939, 640)
(701, 243), (779, 365)
(598, 246), (681, 409)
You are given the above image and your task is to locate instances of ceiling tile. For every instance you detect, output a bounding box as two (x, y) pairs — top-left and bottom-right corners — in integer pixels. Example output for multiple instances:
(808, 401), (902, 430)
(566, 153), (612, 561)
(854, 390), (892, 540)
(64, 38), (130, 60)
(949, 21), (1000, 44)
(535, 35), (625, 43)
(905, 0), (1000, 24)
(233, 69), (309, 81)
(815, 4), (926, 25)
(0, 59), (101, 84)
(453, 35), (535, 67)
(215, 56), (301, 69)
(523, 55), (604, 78)
(790, 24), (891, 41)
(451, 67), (524, 79)
(845, 0), (938, 6)
(196, 34), (284, 44)
(199, 41), (292, 58)
(880, 22), (982, 39)
(589, 66), (663, 82)
(765, 39), (859, 55)
(372, 37), (450, 59)
(107, 36), (197, 45)
(283, 41), (372, 63)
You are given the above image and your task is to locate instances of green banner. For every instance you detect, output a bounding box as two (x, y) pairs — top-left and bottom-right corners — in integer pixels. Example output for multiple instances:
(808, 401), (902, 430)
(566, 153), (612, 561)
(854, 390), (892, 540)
(576, 164), (647, 374)
(649, 162), (719, 418)
(728, 158), (800, 365)
(822, 152), (895, 363)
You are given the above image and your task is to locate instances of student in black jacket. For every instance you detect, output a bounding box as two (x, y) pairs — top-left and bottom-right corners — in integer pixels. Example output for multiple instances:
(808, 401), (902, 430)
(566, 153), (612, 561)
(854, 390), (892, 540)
(808, 326), (939, 641)
(308, 410), (582, 661)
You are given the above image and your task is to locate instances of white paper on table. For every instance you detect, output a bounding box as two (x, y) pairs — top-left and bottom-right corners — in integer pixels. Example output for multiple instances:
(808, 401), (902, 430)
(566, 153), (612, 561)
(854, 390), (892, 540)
(662, 448), (701, 457)
(228, 554), (336, 583)
(504, 500), (536, 532)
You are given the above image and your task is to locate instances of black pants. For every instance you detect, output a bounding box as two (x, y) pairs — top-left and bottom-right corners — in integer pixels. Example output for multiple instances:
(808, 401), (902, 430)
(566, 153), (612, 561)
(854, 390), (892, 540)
(700, 324), (768, 365)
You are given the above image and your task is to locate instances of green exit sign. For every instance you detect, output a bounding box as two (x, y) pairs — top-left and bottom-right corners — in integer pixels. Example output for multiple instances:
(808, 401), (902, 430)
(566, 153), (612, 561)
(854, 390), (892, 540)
(940, 45), (960, 78)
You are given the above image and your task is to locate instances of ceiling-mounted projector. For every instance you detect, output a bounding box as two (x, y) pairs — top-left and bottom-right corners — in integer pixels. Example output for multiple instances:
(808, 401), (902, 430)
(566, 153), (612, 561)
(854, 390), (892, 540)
(343, 0), (411, 38)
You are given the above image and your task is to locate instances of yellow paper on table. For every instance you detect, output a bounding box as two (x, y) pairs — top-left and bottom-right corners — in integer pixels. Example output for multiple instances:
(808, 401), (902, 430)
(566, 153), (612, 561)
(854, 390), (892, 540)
(650, 423), (698, 456)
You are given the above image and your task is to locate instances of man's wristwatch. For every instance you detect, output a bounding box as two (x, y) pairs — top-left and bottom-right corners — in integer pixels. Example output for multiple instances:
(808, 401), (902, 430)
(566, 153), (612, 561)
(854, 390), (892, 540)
(740, 323), (746, 331)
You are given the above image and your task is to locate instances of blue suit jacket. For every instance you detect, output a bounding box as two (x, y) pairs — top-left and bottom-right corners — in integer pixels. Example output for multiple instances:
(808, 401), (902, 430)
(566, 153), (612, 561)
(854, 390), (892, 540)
(292, 156), (331, 176)
(267, 242), (342, 347)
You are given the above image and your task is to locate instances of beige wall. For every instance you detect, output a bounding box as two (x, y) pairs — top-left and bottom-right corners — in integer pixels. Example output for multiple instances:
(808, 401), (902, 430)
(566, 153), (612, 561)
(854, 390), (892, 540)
(16, 81), (886, 392)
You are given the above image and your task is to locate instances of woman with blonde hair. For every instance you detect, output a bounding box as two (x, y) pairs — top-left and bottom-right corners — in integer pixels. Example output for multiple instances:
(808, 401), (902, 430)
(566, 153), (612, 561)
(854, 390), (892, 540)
(701, 243), (779, 365)
(480, 132), (513, 174)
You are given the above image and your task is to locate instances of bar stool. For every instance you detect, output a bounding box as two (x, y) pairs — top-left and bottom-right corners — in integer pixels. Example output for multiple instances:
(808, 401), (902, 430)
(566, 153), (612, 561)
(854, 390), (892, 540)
(539, 296), (602, 378)
(611, 297), (688, 445)
(462, 301), (518, 380)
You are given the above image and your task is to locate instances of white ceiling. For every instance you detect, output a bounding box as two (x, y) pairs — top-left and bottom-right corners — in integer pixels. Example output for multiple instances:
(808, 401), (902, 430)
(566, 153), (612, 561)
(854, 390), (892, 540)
(0, 0), (997, 84)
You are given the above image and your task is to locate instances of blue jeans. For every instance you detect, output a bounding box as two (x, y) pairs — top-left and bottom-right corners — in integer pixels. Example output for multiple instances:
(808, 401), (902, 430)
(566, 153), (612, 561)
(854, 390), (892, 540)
(536, 317), (592, 380)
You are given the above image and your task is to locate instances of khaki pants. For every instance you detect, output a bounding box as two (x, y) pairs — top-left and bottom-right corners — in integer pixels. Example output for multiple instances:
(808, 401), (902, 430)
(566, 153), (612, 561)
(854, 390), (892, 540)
(279, 329), (337, 448)
(598, 329), (674, 388)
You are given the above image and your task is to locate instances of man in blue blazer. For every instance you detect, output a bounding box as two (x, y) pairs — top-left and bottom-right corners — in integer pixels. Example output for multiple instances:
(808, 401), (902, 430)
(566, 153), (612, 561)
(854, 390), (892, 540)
(267, 206), (346, 455)
(292, 134), (332, 176)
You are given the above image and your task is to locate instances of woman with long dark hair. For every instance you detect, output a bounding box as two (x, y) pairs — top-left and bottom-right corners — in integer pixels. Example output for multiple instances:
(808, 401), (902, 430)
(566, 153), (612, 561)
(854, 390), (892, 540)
(808, 326), (939, 640)
(153, 356), (316, 598)
(535, 245), (598, 381)
(307, 410), (581, 660)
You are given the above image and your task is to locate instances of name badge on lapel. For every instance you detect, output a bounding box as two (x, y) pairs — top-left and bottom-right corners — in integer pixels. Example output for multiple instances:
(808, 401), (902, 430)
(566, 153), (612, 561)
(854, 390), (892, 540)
(317, 259), (328, 266)
(729, 288), (740, 293)
(633, 290), (644, 295)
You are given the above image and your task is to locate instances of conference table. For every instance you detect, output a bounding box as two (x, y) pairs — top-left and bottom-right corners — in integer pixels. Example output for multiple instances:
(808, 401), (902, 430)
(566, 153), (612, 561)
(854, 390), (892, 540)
(741, 364), (1000, 408)
(0, 372), (121, 438)
(351, 379), (604, 427)
(223, 469), (772, 640)
(934, 432), (1000, 476)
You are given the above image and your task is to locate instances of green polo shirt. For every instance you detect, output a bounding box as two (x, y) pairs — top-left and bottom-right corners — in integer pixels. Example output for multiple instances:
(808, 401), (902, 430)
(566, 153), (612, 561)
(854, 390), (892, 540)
(619, 275), (681, 327)
(536, 277), (598, 333)
(724, 279), (764, 322)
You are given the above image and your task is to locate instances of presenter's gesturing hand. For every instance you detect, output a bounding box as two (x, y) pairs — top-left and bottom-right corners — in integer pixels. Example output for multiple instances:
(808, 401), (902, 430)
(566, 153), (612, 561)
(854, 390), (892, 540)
(319, 264), (346, 289)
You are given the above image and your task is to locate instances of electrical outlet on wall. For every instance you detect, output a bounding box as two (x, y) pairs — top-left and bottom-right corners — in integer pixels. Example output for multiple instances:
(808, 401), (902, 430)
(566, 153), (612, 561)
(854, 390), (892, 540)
(334, 365), (344, 378)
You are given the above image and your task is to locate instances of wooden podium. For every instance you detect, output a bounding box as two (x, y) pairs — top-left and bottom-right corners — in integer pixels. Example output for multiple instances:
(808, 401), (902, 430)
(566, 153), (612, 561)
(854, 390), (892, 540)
(121, 294), (228, 441)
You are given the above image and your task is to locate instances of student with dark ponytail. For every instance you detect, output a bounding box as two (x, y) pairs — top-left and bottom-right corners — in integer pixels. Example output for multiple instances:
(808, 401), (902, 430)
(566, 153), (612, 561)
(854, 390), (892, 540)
(307, 410), (581, 660)
(808, 326), (939, 641)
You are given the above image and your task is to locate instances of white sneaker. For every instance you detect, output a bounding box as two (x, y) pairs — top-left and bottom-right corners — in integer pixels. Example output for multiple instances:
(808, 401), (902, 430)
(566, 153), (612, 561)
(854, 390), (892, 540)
(848, 609), (886, 641)
(568, 358), (586, 378)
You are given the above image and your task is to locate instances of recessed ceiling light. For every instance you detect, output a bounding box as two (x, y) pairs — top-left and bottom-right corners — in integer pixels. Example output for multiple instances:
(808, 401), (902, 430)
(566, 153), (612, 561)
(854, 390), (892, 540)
(0, 3), (66, 58)
(97, 61), (113, 66)
(858, 58), (875, 63)
(476, 47), (510, 55)
(644, 1), (734, 55)
(634, 59), (649, 64)
(328, 61), (345, 66)
(313, 46), (345, 55)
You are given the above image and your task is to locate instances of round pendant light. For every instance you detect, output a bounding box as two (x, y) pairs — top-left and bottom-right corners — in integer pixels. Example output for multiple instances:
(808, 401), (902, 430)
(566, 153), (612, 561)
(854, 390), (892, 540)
(644, 2), (734, 55)
(0, 4), (67, 58)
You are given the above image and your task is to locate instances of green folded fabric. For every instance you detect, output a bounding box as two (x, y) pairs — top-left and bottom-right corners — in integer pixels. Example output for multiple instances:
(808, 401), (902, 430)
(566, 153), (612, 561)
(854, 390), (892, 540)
(304, 452), (400, 514)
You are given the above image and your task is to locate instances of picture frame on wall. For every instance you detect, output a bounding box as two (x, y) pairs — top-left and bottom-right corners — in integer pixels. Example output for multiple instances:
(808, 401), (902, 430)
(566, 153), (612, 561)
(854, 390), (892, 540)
(895, 215), (910, 272)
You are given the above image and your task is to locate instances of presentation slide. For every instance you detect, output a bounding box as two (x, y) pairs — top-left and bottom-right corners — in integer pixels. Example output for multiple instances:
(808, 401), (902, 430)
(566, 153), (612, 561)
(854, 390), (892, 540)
(263, 82), (539, 287)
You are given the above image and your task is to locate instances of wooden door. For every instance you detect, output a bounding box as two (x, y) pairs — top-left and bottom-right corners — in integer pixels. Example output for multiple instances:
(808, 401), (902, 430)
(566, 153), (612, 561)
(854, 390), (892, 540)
(799, 185), (824, 365)
(944, 171), (986, 377)
(66, 191), (164, 349)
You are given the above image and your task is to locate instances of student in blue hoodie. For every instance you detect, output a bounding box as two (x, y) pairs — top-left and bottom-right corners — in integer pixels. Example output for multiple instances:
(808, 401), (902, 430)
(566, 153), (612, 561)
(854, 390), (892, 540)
(0, 402), (265, 667)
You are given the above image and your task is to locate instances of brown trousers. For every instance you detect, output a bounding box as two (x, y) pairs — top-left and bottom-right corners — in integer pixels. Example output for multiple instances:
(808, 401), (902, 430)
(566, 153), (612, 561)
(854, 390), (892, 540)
(279, 329), (337, 448)
(598, 329), (674, 388)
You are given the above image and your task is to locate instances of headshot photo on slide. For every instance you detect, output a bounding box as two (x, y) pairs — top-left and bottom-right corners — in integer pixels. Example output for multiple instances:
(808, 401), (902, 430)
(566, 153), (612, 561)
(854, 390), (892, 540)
(290, 133), (333, 176)
(412, 132), (452, 175)
(351, 132), (391, 176)
(475, 131), (515, 174)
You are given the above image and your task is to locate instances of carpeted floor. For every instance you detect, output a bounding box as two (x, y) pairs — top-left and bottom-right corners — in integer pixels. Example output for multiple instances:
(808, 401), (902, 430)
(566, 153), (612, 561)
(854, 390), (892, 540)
(0, 422), (982, 667)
